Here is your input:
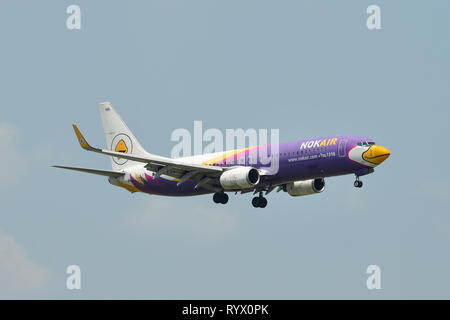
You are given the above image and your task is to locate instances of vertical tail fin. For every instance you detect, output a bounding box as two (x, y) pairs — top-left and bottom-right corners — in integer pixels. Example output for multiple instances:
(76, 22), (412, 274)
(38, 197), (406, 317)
(98, 102), (149, 171)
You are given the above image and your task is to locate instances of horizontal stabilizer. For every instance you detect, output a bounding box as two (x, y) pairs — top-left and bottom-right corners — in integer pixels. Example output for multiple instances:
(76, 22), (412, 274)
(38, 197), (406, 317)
(52, 165), (125, 178)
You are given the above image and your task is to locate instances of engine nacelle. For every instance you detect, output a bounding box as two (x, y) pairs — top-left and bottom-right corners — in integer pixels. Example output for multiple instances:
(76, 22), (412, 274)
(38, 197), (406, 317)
(219, 167), (260, 190)
(285, 178), (325, 196)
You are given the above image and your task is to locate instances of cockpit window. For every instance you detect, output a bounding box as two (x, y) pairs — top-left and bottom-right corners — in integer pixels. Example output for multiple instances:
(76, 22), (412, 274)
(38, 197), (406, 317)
(357, 141), (376, 146)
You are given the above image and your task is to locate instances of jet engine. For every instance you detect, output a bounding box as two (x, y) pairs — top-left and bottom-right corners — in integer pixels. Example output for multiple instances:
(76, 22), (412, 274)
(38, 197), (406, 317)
(285, 178), (325, 196)
(219, 167), (260, 190)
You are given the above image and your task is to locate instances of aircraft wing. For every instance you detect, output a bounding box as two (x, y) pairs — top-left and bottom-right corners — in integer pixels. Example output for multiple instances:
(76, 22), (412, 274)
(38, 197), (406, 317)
(72, 124), (225, 190)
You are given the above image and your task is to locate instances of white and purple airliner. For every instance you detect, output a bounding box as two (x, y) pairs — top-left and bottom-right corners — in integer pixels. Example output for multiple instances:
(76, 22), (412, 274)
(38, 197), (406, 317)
(54, 102), (391, 208)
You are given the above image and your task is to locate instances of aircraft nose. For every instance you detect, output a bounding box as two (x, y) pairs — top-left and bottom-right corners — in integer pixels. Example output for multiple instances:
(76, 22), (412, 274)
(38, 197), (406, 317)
(362, 145), (391, 165)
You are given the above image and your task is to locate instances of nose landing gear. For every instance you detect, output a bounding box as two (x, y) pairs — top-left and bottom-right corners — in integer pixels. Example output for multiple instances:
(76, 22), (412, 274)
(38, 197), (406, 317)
(354, 176), (363, 188)
(252, 192), (268, 208)
(213, 192), (229, 204)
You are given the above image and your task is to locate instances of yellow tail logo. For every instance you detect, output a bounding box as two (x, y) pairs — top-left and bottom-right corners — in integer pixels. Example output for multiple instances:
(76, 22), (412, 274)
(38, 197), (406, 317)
(115, 139), (128, 159)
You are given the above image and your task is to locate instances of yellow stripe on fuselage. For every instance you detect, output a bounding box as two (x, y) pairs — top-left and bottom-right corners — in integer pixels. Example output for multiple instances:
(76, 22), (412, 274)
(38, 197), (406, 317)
(201, 147), (251, 165)
(117, 180), (141, 193)
(134, 173), (144, 184)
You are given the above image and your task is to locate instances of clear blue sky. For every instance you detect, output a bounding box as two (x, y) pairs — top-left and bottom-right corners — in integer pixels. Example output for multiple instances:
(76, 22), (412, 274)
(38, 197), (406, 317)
(1, 0), (449, 299)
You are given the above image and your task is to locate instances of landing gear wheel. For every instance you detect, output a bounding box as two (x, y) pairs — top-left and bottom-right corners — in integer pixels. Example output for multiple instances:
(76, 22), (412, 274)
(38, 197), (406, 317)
(213, 192), (228, 204)
(354, 180), (363, 188)
(259, 197), (267, 208)
(220, 193), (229, 204)
(252, 195), (268, 208)
(252, 197), (260, 208)
(213, 193), (221, 203)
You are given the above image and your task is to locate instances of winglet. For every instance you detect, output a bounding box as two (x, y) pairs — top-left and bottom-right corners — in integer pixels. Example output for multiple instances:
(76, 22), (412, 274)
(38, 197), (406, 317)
(72, 124), (92, 150)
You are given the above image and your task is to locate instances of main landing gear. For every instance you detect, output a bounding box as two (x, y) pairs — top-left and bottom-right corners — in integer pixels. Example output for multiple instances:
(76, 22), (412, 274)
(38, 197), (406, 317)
(213, 191), (269, 208)
(213, 192), (228, 204)
(252, 192), (268, 208)
(354, 176), (363, 188)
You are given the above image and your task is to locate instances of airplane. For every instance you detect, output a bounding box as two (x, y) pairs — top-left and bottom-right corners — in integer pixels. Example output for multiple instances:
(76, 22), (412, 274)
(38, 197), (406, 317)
(53, 102), (391, 208)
